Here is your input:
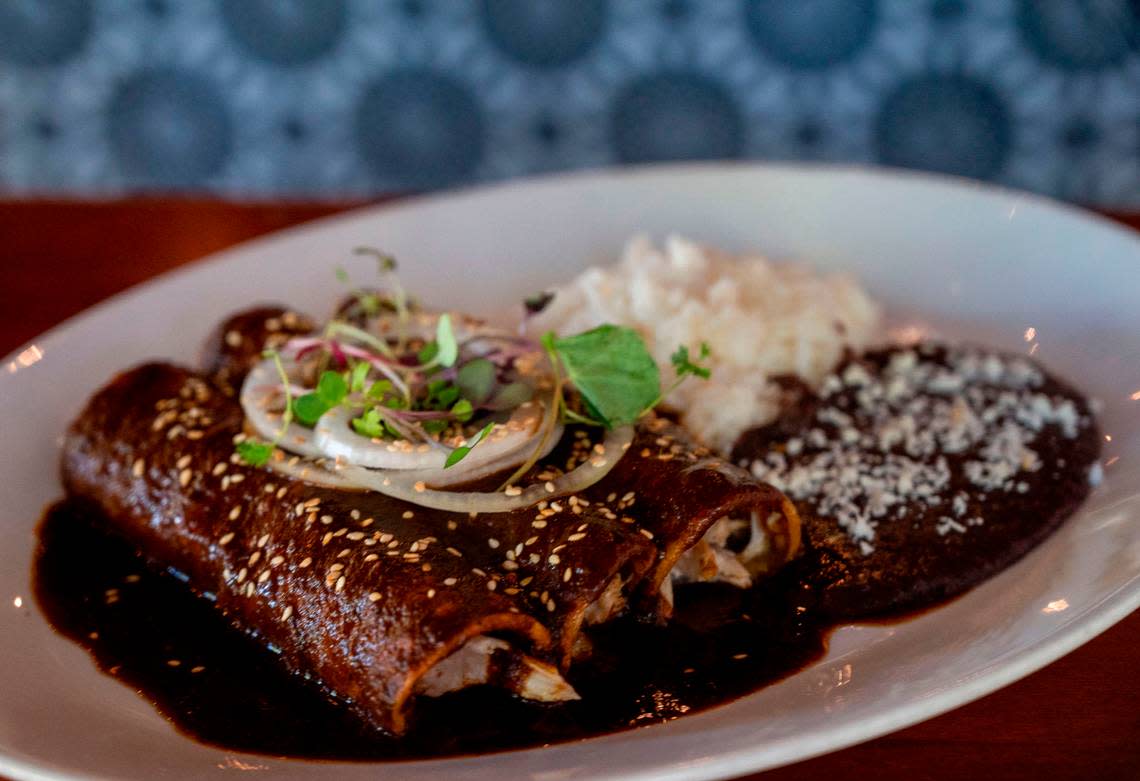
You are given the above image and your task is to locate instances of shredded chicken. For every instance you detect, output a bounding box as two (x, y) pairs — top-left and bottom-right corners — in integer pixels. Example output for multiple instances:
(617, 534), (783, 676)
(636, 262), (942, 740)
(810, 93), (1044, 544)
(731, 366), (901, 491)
(415, 636), (579, 701)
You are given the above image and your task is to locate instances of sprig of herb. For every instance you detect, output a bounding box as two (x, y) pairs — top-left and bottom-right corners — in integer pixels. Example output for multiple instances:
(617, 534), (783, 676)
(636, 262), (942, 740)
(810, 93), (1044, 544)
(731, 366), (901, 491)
(292, 370), (348, 425)
(671, 341), (712, 380)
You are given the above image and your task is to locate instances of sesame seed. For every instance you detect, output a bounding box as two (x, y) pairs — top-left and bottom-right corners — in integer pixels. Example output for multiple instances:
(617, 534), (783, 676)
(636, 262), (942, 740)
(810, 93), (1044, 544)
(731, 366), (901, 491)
(281, 607), (293, 621)
(329, 563), (344, 572)
(486, 580), (497, 591)
(639, 529), (655, 540)
(235, 568), (247, 583)
(166, 659), (181, 668)
(299, 557), (312, 568)
(548, 554), (560, 565)
(414, 481), (426, 493)
(321, 532), (333, 546)
(369, 592), (381, 602)
(567, 533), (586, 542)
(320, 515), (333, 525)
(218, 532), (234, 546)
(257, 570), (270, 584)
(248, 551), (260, 566)
(132, 459), (145, 477)
(502, 560), (519, 571)
(270, 556), (284, 566)
(304, 498), (321, 508)
(563, 567), (572, 582)
(257, 534), (269, 548)
(364, 553), (378, 562)
(228, 506), (241, 521)
(346, 531), (365, 541)
(444, 578), (457, 586)
(178, 468), (192, 487)
(402, 510), (414, 519)
(446, 520), (458, 531)
(488, 538), (500, 549)
(732, 653), (748, 660)
(505, 485), (522, 496)
(335, 576), (346, 592)
(546, 600), (556, 613)
(472, 568), (487, 577)
(544, 481), (555, 493)
(337, 548), (351, 558)
(427, 588), (436, 598)
(447, 547), (463, 557)
(532, 519), (547, 529)
(191, 666), (206, 674)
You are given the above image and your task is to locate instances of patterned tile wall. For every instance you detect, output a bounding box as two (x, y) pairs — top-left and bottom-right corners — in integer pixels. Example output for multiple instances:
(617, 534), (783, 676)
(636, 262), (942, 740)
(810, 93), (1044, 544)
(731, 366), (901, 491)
(1, 0), (1138, 205)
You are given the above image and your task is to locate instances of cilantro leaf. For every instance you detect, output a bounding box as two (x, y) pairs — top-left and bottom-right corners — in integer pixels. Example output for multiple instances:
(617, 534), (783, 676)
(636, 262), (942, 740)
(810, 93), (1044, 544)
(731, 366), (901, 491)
(352, 408), (385, 439)
(293, 370), (350, 425)
(550, 326), (660, 428)
(445, 422), (494, 468)
(236, 440), (273, 467)
(435, 314), (458, 368)
(671, 342), (713, 380)
(317, 371), (348, 403)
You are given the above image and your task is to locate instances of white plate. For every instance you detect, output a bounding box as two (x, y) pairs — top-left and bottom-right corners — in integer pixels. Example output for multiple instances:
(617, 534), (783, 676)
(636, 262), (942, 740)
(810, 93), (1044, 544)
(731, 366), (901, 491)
(2, 164), (1138, 781)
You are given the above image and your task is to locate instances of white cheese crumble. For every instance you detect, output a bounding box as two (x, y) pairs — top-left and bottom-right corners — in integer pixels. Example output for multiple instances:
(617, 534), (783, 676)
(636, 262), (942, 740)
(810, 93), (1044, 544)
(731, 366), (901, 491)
(748, 346), (1093, 553)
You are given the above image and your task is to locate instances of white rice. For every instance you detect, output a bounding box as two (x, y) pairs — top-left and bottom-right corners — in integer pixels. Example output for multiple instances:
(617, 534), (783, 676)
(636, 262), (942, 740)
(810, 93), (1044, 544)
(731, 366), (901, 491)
(526, 234), (882, 453)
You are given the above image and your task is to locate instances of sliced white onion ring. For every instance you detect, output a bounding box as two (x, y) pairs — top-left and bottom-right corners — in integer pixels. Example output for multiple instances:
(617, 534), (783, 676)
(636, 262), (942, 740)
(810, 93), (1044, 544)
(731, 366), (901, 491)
(398, 422), (564, 488)
(334, 425), (634, 513)
(265, 454), (361, 490)
(240, 358), (324, 459)
(312, 398), (548, 471)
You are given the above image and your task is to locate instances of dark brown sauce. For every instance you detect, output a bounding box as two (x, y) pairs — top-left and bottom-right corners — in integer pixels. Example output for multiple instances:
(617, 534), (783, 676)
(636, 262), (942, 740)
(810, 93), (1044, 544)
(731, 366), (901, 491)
(34, 499), (830, 760)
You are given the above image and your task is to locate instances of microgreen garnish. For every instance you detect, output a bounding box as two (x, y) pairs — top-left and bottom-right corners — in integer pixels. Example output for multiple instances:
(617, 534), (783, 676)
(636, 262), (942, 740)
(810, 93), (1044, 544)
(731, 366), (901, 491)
(549, 325), (660, 428)
(272, 255), (713, 493)
(445, 422), (495, 468)
(293, 370), (348, 426)
(435, 314), (458, 368)
(671, 341), (712, 380)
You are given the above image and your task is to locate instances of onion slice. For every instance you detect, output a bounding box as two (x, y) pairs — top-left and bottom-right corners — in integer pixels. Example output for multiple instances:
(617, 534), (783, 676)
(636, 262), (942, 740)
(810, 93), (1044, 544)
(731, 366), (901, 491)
(335, 425), (634, 513)
(265, 454), (361, 490)
(240, 358), (324, 459)
(312, 398), (549, 471)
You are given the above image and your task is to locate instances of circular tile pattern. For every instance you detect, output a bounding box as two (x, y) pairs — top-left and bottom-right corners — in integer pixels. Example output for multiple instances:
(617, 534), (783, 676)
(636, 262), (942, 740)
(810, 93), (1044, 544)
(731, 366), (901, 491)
(744, 0), (877, 69)
(612, 72), (743, 163)
(482, 0), (606, 67)
(0, 0), (91, 66)
(220, 0), (347, 65)
(1017, 0), (1139, 69)
(875, 75), (1011, 180)
(355, 70), (484, 187)
(108, 68), (233, 187)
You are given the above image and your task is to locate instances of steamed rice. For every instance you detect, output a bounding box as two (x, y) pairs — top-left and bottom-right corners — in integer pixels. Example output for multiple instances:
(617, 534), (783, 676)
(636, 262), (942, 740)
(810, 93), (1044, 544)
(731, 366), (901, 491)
(527, 235), (882, 453)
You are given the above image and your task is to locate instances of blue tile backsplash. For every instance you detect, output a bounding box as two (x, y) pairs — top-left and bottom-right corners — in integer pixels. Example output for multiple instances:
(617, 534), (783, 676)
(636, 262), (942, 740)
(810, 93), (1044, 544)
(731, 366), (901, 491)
(1, 0), (1138, 205)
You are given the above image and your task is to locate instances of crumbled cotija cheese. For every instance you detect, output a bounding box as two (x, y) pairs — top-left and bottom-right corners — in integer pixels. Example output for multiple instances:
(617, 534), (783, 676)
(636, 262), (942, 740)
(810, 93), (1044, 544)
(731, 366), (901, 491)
(527, 235), (882, 452)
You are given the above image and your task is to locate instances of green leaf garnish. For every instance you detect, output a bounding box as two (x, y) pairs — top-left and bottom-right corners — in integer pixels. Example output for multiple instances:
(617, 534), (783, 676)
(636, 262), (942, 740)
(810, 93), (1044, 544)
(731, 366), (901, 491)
(550, 326), (660, 428)
(352, 408), (385, 439)
(367, 379), (393, 399)
(451, 398), (474, 422)
(671, 342), (712, 380)
(293, 370), (349, 425)
(317, 371), (348, 403)
(489, 381), (533, 410)
(456, 358), (496, 404)
(435, 314), (458, 368)
(236, 440), (274, 467)
(445, 422), (494, 468)
(350, 361), (370, 393)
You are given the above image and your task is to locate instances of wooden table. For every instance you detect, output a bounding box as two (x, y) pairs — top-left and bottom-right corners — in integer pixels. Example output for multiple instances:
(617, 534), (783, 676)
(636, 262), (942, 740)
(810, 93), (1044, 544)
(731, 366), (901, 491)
(1, 198), (1137, 781)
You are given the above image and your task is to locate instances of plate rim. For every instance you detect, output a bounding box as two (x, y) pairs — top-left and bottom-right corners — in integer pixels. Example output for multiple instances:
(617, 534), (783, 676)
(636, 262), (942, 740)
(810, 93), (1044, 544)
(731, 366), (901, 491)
(3, 161), (1139, 781)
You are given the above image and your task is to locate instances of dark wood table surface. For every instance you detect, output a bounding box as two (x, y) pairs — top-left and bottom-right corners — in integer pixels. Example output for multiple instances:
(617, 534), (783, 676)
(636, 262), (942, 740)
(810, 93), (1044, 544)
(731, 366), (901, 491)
(1, 198), (1137, 781)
